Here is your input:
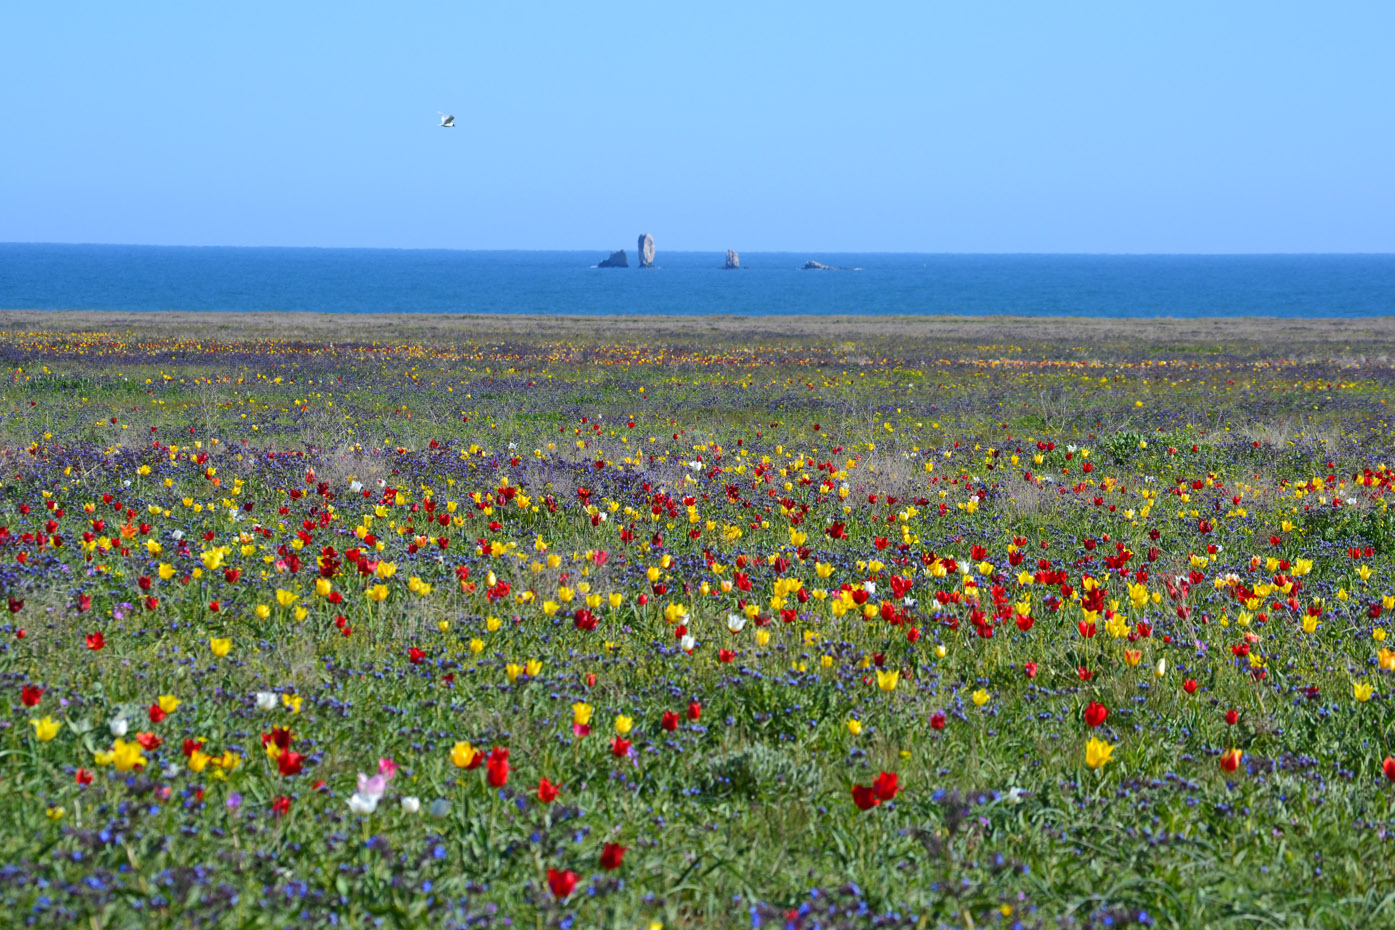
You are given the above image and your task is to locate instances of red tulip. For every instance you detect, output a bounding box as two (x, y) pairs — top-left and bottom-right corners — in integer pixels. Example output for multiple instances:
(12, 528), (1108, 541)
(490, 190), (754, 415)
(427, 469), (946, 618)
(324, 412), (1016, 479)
(75, 768), (93, 786)
(486, 747), (510, 787)
(611, 737), (632, 757)
(537, 778), (559, 803)
(547, 868), (578, 899)
(661, 710), (680, 731)
(20, 684), (43, 707)
(872, 771), (899, 802)
(1083, 701), (1109, 728)
(278, 751), (305, 776)
(1383, 757), (1395, 782)
(930, 711), (946, 730)
(272, 795), (292, 816)
(1225, 709), (1239, 726)
(86, 632), (105, 651)
(687, 701), (701, 721)
(851, 784), (881, 810)
(1219, 749), (1242, 773)
(600, 842), (627, 870)
(1183, 679), (1198, 695)
(263, 727), (293, 750)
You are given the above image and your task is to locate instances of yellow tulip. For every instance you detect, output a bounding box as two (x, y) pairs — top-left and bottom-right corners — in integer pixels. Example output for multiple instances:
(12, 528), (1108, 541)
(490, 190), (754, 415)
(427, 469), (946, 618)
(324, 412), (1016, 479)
(1354, 682), (1375, 703)
(111, 739), (147, 772)
(450, 741), (478, 768)
(876, 669), (899, 692)
(846, 719), (863, 736)
(210, 637), (232, 657)
(31, 716), (60, 742)
(1084, 737), (1114, 770)
(572, 702), (594, 726)
(157, 694), (180, 714)
(972, 689), (990, 707)
(614, 714), (634, 735)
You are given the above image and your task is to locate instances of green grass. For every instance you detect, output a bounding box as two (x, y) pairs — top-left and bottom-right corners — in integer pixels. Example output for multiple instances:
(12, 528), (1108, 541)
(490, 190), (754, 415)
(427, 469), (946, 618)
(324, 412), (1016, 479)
(0, 318), (1393, 929)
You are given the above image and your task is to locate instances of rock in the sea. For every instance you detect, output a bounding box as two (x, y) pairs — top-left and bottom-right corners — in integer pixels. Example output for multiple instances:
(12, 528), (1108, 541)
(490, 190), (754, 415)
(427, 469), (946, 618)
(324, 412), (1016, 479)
(724, 249), (740, 269)
(638, 233), (655, 268)
(803, 260), (831, 270)
(598, 250), (628, 268)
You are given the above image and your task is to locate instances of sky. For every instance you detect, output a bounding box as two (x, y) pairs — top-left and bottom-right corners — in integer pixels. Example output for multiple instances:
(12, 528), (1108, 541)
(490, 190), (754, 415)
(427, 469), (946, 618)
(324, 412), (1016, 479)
(2, 1), (1392, 252)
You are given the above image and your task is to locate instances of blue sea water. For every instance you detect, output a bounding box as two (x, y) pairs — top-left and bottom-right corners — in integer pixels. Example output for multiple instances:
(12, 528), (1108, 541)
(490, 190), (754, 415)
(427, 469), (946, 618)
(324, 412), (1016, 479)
(1, 243), (1393, 317)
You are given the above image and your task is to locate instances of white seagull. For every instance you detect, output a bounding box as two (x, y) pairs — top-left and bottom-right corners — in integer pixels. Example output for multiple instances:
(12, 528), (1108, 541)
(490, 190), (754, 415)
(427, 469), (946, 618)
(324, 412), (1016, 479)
(437, 112), (455, 128)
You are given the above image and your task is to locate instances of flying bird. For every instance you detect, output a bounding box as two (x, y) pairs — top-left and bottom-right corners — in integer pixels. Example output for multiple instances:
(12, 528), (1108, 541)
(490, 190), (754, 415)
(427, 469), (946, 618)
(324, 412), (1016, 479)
(437, 112), (455, 128)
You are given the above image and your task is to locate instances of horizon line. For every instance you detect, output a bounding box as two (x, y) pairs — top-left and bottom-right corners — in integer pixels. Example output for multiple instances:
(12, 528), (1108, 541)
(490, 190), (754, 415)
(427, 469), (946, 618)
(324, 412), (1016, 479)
(4, 240), (1395, 257)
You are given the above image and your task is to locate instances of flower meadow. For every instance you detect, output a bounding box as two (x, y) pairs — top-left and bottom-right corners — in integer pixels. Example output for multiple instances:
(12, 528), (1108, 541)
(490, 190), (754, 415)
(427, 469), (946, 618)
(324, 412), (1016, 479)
(3, 318), (1395, 929)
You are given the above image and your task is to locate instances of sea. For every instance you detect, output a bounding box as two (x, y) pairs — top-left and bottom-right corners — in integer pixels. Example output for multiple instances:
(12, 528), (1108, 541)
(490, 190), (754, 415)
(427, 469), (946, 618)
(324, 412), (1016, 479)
(1, 243), (1393, 317)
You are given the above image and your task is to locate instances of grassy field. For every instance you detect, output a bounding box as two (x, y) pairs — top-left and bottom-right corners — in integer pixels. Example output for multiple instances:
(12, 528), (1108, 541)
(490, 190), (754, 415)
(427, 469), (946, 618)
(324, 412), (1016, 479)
(3, 312), (1395, 929)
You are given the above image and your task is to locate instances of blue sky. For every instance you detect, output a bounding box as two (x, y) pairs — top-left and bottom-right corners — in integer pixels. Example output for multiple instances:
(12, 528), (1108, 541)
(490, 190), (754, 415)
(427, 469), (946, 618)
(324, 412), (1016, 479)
(2, 2), (1392, 252)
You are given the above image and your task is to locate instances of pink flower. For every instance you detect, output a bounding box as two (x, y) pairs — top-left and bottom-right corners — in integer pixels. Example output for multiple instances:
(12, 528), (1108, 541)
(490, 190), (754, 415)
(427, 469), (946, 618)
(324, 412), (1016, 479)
(357, 773), (388, 799)
(377, 757), (398, 779)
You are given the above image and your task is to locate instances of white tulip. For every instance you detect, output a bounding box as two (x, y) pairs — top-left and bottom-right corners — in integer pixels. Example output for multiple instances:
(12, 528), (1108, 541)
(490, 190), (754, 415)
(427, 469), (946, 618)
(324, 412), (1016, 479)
(255, 692), (278, 711)
(347, 793), (379, 815)
(400, 796), (421, 814)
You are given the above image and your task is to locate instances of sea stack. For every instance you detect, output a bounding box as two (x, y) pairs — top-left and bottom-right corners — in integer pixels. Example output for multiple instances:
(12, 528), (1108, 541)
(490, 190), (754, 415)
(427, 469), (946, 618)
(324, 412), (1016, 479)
(638, 233), (655, 268)
(724, 249), (740, 269)
(598, 250), (628, 268)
